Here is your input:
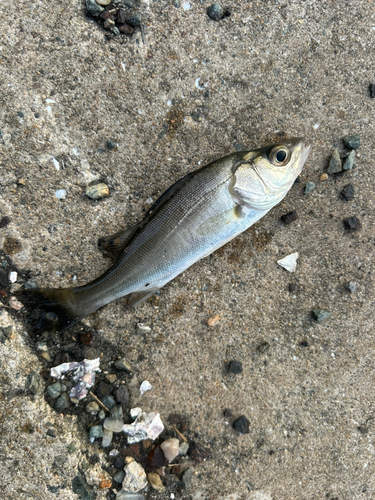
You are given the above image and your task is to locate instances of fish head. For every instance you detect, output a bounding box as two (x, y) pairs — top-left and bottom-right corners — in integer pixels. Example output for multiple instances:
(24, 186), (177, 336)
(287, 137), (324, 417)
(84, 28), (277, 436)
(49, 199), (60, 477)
(231, 138), (311, 211)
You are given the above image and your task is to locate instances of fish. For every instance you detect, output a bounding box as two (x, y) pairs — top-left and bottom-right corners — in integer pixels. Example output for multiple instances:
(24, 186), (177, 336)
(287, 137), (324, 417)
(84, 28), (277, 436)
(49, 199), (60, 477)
(16, 138), (311, 334)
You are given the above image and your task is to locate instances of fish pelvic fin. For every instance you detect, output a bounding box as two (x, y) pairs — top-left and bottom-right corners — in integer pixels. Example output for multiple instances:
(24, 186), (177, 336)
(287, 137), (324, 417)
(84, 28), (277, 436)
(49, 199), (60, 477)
(16, 287), (83, 335)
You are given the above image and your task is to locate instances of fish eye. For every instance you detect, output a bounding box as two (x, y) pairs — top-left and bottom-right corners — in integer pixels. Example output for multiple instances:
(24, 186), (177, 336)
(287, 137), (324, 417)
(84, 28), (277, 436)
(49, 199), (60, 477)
(269, 145), (291, 166)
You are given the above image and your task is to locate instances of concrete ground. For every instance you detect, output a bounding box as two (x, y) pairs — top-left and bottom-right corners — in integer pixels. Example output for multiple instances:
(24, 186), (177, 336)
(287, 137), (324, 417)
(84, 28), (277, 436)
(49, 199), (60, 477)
(1, 1), (375, 499)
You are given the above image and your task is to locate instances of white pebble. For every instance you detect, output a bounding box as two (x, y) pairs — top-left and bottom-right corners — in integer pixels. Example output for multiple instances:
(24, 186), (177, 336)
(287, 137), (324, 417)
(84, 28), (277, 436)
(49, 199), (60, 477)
(9, 271), (17, 283)
(160, 438), (180, 462)
(140, 380), (152, 395)
(102, 428), (113, 447)
(55, 189), (67, 199)
(277, 252), (299, 273)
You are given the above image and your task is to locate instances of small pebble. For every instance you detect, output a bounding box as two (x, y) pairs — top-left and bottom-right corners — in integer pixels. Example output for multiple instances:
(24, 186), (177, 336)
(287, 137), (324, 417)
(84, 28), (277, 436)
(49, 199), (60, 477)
(125, 16), (141, 27)
(188, 442), (208, 463)
(147, 472), (165, 493)
(55, 393), (70, 411)
(119, 24), (135, 35)
(89, 425), (104, 440)
(345, 281), (356, 293)
(328, 149), (342, 174)
(105, 374), (117, 384)
(110, 404), (124, 420)
(113, 470), (125, 483)
(288, 283), (296, 293)
(341, 184), (354, 201)
(0, 216), (11, 228)
(179, 441), (189, 455)
(85, 183), (109, 200)
(160, 438), (180, 462)
(122, 460), (148, 493)
(139, 380), (152, 395)
(182, 468), (193, 490)
(223, 408), (233, 418)
(55, 189), (67, 200)
(207, 314), (221, 326)
(117, 9), (126, 24)
(103, 19), (115, 29)
(103, 418), (124, 433)
(312, 309), (331, 322)
(280, 210), (298, 225)
(115, 385), (130, 405)
(207, 3), (224, 21)
(24, 279), (39, 289)
(86, 0), (104, 15)
(8, 271), (17, 283)
(320, 173), (328, 181)
(106, 139), (116, 150)
(304, 181), (316, 194)
(233, 415), (250, 434)
(86, 402), (100, 414)
(114, 358), (134, 373)
(369, 83), (375, 98)
(343, 150), (355, 171)
(102, 428), (113, 447)
(25, 371), (44, 396)
(9, 296), (24, 310)
(99, 478), (112, 489)
(102, 395), (116, 409)
(343, 134), (360, 150)
(228, 360), (243, 374)
(96, 0), (111, 5)
(114, 455), (125, 469)
(257, 341), (270, 353)
(343, 216), (361, 232)
(136, 323), (151, 334)
(47, 382), (62, 399)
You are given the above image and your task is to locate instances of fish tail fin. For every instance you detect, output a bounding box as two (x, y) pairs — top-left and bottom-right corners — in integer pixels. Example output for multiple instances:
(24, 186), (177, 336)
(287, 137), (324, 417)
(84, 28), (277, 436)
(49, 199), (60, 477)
(16, 287), (85, 334)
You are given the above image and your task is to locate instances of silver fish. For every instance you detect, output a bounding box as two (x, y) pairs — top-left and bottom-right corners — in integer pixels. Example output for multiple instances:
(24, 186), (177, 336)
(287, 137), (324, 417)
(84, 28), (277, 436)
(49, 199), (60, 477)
(18, 138), (311, 333)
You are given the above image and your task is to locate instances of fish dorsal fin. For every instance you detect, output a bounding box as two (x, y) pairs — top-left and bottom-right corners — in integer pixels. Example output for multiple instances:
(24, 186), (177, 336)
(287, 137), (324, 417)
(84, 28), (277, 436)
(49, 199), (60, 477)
(98, 171), (197, 262)
(98, 227), (139, 261)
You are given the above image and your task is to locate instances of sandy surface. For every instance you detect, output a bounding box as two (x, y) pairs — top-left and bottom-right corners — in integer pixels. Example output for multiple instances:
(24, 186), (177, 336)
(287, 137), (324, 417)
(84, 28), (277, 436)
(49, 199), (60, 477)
(1, 1), (375, 499)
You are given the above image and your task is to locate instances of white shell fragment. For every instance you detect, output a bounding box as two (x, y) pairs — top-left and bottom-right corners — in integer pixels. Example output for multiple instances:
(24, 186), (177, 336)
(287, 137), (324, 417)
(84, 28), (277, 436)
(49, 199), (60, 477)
(139, 380), (152, 395)
(50, 358), (100, 400)
(160, 438), (180, 462)
(277, 252), (299, 273)
(123, 412), (164, 444)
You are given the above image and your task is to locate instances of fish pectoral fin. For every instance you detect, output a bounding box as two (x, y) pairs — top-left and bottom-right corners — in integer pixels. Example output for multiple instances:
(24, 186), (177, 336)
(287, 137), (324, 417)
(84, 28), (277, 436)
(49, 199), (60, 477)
(128, 289), (159, 307)
(98, 226), (139, 261)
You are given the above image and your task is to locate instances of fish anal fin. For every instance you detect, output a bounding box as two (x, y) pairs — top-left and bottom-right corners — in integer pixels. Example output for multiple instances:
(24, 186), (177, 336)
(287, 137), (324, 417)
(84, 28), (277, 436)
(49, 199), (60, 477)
(128, 289), (159, 307)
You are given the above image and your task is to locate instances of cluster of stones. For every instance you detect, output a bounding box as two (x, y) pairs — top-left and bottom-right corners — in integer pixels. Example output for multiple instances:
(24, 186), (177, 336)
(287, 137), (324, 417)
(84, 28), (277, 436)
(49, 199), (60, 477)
(86, 0), (141, 36)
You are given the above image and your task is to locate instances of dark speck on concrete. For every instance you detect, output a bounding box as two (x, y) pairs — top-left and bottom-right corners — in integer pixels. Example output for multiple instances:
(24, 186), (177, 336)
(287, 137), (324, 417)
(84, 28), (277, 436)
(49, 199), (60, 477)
(341, 184), (354, 201)
(343, 216), (361, 232)
(257, 341), (270, 353)
(345, 281), (356, 293)
(106, 139), (116, 150)
(369, 83), (375, 98)
(281, 210), (298, 225)
(233, 415), (250, 434)
(299, 340), (309, 347)
(228, 360), (243, 374)
(188, 442), (208, 463)
(0, 216), (11, 228)
(223, 408), (233, 417)
(288, 283), (296, 292)
(358, 425), (369, 434)
(17, 111), (24, 118)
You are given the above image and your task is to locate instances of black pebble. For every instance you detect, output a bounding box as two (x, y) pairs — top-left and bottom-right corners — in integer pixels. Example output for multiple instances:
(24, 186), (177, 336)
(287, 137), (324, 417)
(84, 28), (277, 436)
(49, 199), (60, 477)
(343, 216), (361, 232)
(341, 184), (354, 201)
(96, 380), (113, 399)
(207, 3), (224, 21)
(114, 385), (130, 405)
(125, 16), (141, 27)
(223, 408), (233, 417)
(17, 111), (24, 118)
(0, 268), (8, 286)
(117, 9), (126, 24)
(106, 140), (116, 150)
(228, 360), (242, 374)
(0, 216), (11, 228)
(233, 415), (250, 434)
(369, 84), (375, 98)
(288, 283), (296, 292)
(46, 429), (56, 438)
(299, 340), (309, 347)
(114, 455), (125, 469)
(281, 210), (298, 225)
